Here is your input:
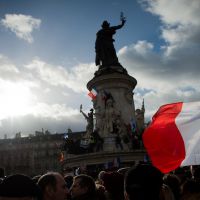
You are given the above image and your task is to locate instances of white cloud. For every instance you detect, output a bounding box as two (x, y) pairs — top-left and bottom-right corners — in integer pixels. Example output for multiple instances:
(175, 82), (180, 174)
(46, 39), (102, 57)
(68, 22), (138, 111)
(139, 0), (200, 57)
(140, 0), (200, 26)
(30, 103), (79, 119)
(133, 40), (154, 54)
(24, 58), (97, 93)
(119, 40), (200, 119)
(0, 54), (19, 74)
(118, 0), (200, 120)
(118, 40), (162, 73)
(0, 55), (93, 136)
(1, 14), (41, 43)
(0, 80), (34, 119)
(0, 112), (85, 138)
(0, 0), (199, 136)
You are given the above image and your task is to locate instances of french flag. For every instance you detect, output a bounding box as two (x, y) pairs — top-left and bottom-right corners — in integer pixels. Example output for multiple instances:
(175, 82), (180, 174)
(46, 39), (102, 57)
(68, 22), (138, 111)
(88, 88), (97, 100)
(143, 101), (200, 173)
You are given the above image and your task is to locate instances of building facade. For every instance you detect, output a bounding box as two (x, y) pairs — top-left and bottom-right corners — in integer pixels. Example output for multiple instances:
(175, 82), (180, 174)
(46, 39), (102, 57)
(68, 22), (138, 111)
(0, 133), (64, 176)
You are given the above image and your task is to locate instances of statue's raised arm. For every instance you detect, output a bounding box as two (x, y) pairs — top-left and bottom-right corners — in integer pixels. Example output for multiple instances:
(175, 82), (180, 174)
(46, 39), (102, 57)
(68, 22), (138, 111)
(111, 12), (126, 30)
(111, 19), (126, 31)
(80, 104), (88, 120)
(95, 13), (126, 67)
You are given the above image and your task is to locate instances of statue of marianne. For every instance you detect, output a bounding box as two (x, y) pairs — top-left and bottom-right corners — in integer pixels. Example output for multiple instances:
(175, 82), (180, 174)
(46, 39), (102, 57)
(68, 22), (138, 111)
(95, 13), (126, 67)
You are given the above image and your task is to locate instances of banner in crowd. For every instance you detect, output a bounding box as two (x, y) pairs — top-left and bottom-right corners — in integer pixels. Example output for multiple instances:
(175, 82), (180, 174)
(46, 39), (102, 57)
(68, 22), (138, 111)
(143, 101), (200, 173)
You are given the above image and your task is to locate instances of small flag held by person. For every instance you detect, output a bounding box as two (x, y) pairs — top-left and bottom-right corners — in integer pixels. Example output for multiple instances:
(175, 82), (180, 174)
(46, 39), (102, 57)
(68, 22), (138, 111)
(130, 118), (137, 133)
(88, 88), (97, 100)
(143, 101), (200, 173)
(64, 133), (68, 140)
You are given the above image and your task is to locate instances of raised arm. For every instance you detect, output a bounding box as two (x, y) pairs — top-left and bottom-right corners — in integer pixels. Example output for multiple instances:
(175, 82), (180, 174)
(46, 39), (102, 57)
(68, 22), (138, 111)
(80, 110), (88, 120)
(111, 19), (126, 30)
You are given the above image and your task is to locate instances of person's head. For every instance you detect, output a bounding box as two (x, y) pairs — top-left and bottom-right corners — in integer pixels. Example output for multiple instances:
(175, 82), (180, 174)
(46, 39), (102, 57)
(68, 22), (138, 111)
(117, 167), (130, 177)
(70, 174), (96, 199)
(98, 171), (106, 185)
(193, 166), (200, 182)
(124, 164), (163, 200)
(0, 174), (41, 200)
(90, 109), (94, 113)
(37, 172), (68, 200)
(163, 173), (181, 200)
(101, 21), (110, 29)
(102, 171), (124, 199)
(181, 178), (200, 198)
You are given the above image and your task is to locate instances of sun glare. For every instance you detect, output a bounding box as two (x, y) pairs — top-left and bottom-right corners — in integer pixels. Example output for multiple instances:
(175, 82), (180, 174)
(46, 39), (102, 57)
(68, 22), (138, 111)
(0, 81), (33, 119)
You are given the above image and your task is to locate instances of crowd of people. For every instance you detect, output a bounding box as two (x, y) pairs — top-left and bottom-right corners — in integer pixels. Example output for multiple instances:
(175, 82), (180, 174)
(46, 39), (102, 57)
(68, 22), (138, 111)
(0, 163), (200, 200)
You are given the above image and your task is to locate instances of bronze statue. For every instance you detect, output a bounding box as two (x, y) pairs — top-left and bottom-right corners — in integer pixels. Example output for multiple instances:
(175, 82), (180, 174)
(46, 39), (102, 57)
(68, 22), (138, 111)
(95, 13), (126, 67)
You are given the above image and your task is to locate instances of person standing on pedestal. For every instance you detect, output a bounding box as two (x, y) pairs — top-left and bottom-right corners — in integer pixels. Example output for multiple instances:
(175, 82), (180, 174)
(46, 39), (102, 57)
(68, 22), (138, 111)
(95, 13), (126, 66)
(80, 105), (94, 137)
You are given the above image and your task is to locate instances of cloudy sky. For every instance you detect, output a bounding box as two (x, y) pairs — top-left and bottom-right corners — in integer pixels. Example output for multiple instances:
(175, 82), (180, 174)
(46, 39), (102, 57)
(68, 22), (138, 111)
(0, 0), (199, 138)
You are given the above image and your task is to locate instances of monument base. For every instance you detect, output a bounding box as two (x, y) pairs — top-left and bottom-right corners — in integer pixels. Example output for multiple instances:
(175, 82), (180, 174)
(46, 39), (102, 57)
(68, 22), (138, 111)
(94, 64), (127, 77)
(102, 134), (130, 152)
(103, 135), (117, 151)
(87, 66), (137, 153)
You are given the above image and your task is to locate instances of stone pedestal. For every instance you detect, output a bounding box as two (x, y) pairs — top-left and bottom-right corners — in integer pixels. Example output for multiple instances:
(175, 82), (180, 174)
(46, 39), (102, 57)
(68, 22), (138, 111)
(102, 135), (131, 151)
(87, 66), (137, 151)
(103, 135), (117, 151)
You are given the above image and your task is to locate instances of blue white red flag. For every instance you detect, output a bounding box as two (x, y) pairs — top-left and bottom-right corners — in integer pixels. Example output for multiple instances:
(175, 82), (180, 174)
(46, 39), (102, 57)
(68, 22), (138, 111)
(143, 101), (200, 173)
(88, 88), (97, 99)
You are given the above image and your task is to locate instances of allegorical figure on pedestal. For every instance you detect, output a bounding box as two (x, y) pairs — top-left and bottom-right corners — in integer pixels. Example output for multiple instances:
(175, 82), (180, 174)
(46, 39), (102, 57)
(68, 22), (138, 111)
(80, 105), (94, 137)
(99, 94), (125, 137)
(95, 12), (126, 67)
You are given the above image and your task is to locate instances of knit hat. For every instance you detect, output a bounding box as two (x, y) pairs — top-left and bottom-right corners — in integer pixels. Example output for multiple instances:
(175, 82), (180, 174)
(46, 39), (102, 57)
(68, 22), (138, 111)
(124, 164), (163, 199)
(0, 174), (41, 198)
